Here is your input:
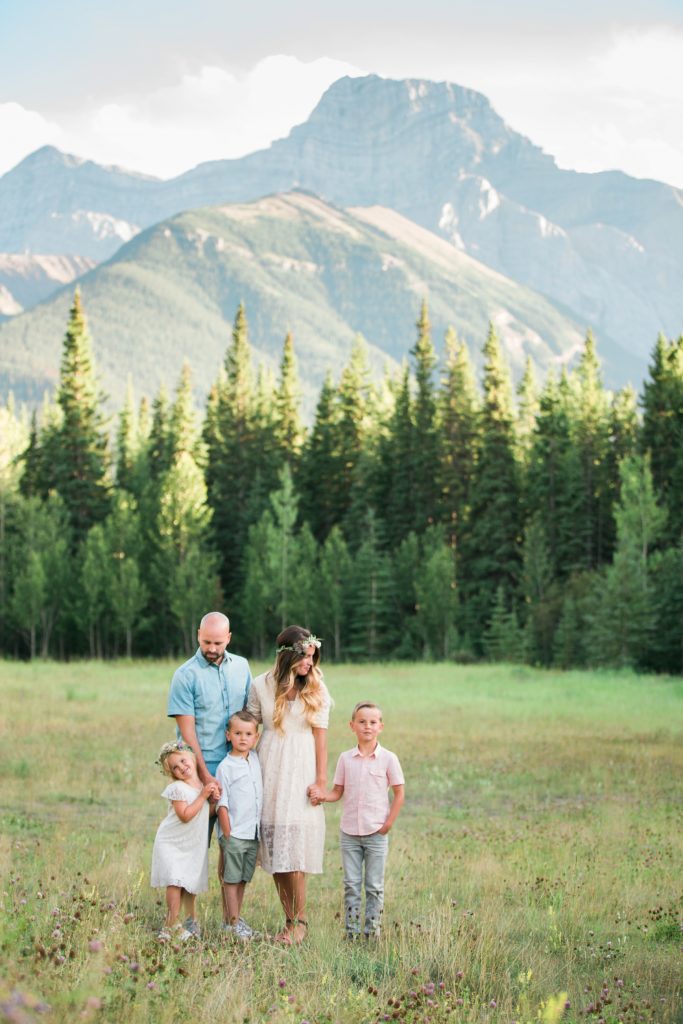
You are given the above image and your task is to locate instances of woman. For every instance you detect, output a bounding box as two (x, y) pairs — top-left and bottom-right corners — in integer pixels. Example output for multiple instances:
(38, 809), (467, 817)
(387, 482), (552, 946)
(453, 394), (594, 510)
(247, 624), (330, 944)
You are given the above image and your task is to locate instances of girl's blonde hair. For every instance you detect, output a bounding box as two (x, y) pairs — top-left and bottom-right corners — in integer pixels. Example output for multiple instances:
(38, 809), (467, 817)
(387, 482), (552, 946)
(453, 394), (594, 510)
(156, 740), (196, 776)
(272, 624), (325, 733)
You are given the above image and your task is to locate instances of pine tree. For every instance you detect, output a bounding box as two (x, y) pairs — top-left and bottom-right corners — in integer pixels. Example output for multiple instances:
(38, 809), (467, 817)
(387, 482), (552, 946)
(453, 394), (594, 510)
(569, 332), (613, 569)
(80, 524), (109, 657)
(461, 324), (521, 648)
(483, 585), (524, 662)
(604, 385), (639, 554)
(392, 531), (421, 658)
(437, 327), (480, 553)
(288, 522), (318, 628)
(380, 366), (415, 548)
(299, 374), (340, 541)
(516, 357), (540, 463)
(317, 526), (352, 660)
(640, 333), (683, 543)
(204, 304), (256, 600)
(115, 379), (138, 492)
(410, 300), (440, 531)
(104, 494), (149, 657)
(9, 494), (72, 658)
(168, 361), (201, 460)
(647, 545), (683, 673)
(586, 454), (665, 667)
(52, 291), (110, 542)
(337, 337), (372, 534)
(525, 374), (583, 579)
(147, 384), (173, 481)
(241, 510), (277, 658)
(521, 514), (561, 666)
(266, 464), (300, 629)
(274, 332), (304, 462)
(348, 510), (394, 660)
(155, 380), (219, 653)
(415, 528), (458, 659)
(0, 397), (27, 649)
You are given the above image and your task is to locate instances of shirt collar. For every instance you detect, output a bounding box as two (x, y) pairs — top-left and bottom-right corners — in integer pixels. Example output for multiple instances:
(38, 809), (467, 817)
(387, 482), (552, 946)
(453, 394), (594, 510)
(351, 741), (382, 758)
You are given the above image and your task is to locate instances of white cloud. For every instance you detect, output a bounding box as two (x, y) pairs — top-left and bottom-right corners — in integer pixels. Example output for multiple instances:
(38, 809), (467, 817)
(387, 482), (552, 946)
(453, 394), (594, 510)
(0, 103), (64, 174)
(1, 38), (682, 189)
(0, 55), (362, 179)
(420, 26), (683, 189)
(595, 26), (683, 101)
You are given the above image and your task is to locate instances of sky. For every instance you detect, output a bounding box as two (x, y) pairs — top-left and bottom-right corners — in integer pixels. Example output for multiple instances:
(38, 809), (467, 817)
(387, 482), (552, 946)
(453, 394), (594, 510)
(1, 0), (683, 188)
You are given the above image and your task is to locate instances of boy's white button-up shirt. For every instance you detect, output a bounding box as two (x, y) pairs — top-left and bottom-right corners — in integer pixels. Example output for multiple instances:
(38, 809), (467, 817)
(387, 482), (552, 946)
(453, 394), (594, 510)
(215, 750), (263, 840)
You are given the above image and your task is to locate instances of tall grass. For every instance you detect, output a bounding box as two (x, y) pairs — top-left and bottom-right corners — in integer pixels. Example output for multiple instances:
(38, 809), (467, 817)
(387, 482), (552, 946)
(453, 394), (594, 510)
(1, 661), (681, 1023)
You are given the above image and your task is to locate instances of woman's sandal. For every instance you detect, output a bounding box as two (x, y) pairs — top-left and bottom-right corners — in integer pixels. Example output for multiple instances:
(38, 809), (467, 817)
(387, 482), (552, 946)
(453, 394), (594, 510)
(274, 918), (308, 946)
(290, 918), (308, 945)
(274, 918), (296, 945)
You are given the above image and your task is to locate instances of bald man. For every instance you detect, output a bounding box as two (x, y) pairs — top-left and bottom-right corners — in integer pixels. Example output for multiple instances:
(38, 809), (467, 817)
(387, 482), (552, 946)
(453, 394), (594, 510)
(167, 611), (252, 786)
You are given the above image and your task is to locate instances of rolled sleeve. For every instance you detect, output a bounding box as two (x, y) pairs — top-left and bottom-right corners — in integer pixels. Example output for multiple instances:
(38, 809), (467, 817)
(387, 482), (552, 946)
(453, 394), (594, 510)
(216, 764), (230, 812)
(333, 753), (346, 787)
(167, 669), (196, 718)
(387, 754), (405, 787)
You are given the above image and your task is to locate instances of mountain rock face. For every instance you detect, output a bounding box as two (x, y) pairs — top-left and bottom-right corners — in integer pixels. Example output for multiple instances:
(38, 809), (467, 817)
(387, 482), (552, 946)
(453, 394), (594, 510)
(0, 253), (95, 317)
(0, 192), (601, 413)
(0, 74), (681, 386)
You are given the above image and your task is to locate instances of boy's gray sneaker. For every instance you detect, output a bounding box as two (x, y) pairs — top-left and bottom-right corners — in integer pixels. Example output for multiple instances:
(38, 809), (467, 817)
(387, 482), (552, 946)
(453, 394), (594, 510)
(233, 918), (254, 941)
(238, 917), (262, 939)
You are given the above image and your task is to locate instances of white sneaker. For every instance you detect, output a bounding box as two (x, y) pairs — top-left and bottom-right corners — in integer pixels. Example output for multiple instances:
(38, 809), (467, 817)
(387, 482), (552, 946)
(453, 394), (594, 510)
(183, 917), (201, 937)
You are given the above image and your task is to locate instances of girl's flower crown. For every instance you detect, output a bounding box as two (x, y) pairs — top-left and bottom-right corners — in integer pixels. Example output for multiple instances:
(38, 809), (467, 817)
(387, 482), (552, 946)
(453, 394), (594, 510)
(155, 740), (195, 773)
(276, 634), (322, 656)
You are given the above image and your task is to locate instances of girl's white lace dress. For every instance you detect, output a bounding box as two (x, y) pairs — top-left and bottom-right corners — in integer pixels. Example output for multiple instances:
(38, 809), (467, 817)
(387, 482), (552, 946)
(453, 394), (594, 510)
(248, 671), (330, 874)
(150, 780), (209, 893)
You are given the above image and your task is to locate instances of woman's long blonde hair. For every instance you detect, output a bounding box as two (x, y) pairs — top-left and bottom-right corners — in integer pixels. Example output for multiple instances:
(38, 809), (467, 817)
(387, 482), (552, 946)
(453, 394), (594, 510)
(271, 624), (325, 733)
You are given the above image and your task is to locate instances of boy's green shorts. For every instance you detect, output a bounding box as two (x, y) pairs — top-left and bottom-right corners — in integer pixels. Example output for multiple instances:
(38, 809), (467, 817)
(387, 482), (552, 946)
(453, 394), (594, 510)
(218, 835), (258, 884)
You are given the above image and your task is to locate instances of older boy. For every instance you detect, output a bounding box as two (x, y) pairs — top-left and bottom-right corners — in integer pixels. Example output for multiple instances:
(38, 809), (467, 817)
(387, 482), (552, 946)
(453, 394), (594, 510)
(215, 710), (263, 940)
(313, 701), (405, 939)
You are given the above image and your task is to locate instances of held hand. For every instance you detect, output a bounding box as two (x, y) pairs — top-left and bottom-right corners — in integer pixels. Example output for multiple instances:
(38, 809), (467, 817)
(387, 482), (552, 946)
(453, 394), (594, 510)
(202, 781), (218, 800)
(307, 782), (325, 805)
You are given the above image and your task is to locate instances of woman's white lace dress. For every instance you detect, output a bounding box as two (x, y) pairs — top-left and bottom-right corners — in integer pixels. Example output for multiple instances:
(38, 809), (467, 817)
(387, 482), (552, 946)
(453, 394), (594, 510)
(247, 671), (330, 874)
(150, 781), (209, 893)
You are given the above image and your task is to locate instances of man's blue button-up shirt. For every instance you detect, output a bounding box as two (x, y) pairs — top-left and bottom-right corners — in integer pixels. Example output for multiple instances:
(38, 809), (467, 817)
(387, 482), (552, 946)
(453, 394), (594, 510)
(167, 648), (252, 767)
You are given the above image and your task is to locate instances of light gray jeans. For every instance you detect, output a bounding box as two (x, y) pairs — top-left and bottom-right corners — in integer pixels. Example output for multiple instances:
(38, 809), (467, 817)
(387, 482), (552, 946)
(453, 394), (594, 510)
(340, 830), (388, 936)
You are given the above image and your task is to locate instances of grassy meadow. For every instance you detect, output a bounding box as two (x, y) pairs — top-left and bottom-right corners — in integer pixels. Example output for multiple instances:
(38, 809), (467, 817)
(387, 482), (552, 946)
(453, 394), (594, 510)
(1, 660), (681, 1024)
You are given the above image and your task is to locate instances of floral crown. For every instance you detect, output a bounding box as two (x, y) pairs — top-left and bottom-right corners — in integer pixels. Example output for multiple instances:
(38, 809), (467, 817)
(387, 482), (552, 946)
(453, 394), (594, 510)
(276, 634), (322, 657)
(156, 740), (195, 773)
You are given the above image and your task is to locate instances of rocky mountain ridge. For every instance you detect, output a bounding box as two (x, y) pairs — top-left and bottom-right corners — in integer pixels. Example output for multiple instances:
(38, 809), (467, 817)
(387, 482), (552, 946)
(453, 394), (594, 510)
(1, 73), (680, 391)
(0, 191), (607, 414)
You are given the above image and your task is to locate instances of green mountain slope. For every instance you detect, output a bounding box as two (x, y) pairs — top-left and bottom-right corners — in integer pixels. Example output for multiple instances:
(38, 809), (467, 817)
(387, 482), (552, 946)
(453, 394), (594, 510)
(0, 191), (620, 413)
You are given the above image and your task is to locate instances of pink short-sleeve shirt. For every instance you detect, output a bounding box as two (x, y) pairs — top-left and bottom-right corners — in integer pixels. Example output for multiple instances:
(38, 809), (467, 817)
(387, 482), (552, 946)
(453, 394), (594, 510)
(333, 743), (405, 836)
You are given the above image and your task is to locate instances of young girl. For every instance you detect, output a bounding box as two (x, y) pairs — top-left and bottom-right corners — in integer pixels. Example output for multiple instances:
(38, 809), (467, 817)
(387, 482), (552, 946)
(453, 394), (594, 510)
(151, 740), (218, 941)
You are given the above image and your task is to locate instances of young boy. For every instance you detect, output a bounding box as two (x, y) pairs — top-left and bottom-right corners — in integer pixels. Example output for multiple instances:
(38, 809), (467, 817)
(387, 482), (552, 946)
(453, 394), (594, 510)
(215, 710), (263, 940)
(315, 701), (405, 939)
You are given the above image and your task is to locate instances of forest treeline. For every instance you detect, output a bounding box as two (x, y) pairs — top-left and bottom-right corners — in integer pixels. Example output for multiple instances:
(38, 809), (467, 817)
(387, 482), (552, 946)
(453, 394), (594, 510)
(1, 292), (682, 671)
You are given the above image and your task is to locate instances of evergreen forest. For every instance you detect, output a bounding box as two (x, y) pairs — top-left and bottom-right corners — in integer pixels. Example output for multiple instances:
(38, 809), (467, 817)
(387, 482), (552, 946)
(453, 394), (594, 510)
(1, 291), (682, 672)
